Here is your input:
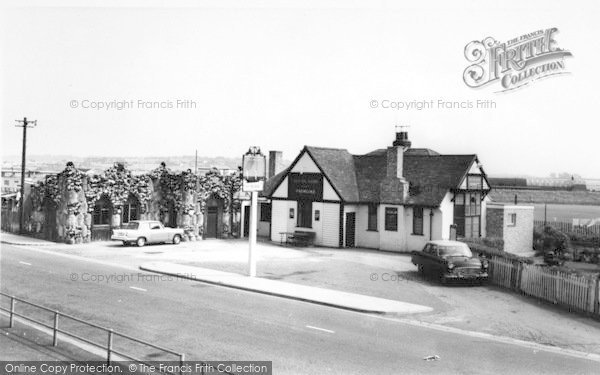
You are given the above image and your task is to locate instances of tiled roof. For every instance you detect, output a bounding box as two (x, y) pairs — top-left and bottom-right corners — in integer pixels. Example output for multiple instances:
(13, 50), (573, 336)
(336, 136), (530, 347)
(305, 147), (359, 202)
(262, 146), (478, 207)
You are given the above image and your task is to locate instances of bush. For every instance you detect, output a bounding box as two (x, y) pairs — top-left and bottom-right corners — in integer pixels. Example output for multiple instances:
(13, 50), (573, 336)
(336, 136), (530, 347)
(533, 226), (571, 256)
(461, 239), (534, 264)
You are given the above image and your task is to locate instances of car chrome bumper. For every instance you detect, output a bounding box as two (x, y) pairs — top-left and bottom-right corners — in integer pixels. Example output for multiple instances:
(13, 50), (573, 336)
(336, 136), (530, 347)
(110, 235), (132, 241)
(444, 272), (488, 280)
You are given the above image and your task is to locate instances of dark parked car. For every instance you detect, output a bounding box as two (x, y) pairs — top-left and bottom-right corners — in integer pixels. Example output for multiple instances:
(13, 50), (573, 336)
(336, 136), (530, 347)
(543, 250), (565, 266)
(411, 240), (488, 284)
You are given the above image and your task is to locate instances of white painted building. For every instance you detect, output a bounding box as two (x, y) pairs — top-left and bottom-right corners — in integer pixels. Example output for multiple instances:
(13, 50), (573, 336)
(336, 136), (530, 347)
(259, 132), (491, 252)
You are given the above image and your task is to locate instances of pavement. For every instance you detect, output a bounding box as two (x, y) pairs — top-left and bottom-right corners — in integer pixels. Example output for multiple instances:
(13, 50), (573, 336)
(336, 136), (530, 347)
(140, 261), (433, 314)
(3, 242), (600, 374)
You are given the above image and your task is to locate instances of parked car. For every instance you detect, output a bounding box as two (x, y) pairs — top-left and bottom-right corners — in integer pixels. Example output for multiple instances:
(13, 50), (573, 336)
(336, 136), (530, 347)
(111, 220), (184, 247)
(543, 250), (565, 266)
(411, 240), (488, 284)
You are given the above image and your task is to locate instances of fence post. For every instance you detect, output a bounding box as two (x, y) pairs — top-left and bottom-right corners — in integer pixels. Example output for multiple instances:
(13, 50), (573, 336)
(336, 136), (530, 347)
(9, 297), (15, 328)
(53, 311), (59, 347)
(595, 276), (600, 317)
(107, 329), (113, 365)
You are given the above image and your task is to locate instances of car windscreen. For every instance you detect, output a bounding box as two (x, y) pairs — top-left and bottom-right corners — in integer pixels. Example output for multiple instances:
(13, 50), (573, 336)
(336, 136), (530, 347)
(437, 245), (472, 257)
(125, 222), (139, 230)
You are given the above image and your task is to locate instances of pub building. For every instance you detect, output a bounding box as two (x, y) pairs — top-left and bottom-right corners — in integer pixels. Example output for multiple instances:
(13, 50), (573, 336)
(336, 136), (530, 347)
(258, 131), (491, 252)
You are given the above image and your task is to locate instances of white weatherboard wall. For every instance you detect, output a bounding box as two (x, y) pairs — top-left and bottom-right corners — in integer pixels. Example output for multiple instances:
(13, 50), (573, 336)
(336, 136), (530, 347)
(379, 205), (407, 252)
(311, 202), (340, 247)
(268, 151), (342, 247)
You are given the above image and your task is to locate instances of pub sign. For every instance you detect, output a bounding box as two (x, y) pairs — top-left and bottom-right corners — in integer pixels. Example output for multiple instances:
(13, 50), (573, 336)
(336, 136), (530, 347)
(288, 173), (323, 200)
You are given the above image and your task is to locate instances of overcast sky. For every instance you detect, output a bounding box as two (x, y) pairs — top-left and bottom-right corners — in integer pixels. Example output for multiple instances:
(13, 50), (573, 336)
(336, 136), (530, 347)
(1, 0), (599, 178)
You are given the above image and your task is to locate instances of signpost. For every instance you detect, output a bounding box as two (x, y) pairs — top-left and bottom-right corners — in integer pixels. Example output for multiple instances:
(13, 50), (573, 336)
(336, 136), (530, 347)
(242, 147), (266, 277)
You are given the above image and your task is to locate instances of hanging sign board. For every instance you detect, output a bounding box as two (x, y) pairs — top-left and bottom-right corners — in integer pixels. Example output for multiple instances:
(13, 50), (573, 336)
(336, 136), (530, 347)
(242, 150), (266, 192)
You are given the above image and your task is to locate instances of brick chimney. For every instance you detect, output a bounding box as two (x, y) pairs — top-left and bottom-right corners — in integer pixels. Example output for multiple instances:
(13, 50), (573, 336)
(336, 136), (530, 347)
(268, 151), (284, 178)
(380, 131), (410, 203)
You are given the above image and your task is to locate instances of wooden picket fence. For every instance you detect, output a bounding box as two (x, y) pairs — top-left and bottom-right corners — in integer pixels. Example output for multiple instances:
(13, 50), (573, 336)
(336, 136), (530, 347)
(534, 220), (600, 236)
(487, 256), (600, 318)
(487, 255), (519, 290)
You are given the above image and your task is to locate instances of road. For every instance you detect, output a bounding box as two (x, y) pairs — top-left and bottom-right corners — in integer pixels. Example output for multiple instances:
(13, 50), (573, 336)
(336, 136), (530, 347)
(1, 243), (598, 374)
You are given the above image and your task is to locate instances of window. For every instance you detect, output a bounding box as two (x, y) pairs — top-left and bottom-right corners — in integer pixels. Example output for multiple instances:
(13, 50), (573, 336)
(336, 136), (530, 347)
(314, 210), (320, 221)
(454, 192), (481, 238)
(122, 195), (140, 224)
(367, 204), (378, 231)
(289, 208), (294, 219)
(260, 203), (272, 222)
(413, 207), (424, 235)
(466, 174), (483, 190)
(297, 200), (312, 228)
(384, 207), (398, 231)
(508, 213), (517, 226)
(92, 196), (111, 225)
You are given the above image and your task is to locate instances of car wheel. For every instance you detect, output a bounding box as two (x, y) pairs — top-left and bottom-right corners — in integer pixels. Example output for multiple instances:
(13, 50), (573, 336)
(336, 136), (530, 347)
(136, 237), (146, 247)
(122, 241), (129, 247)
(417, 264), (424, 274)
(173, 235), (181, 245)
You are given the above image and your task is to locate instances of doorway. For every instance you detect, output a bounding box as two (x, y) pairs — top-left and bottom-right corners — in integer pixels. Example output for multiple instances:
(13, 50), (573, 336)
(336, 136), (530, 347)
(205, 207), (218, 238)
(345, 212), (356, 248)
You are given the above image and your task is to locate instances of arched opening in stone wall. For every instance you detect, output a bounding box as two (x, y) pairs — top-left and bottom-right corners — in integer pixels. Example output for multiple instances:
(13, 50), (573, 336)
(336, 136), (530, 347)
(204, 195), (224, 238)
(122, 194), (140, 225)
(162, 200), (177, 228)
(92, 194), (112, 240)
(43, 198), (58, 241)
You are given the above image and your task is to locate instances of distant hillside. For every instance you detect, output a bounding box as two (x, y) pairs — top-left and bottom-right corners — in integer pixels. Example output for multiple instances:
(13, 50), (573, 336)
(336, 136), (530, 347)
(2, 155), (244, 173)
(490, 188), (600, 206)
(2, 154), (291, 174)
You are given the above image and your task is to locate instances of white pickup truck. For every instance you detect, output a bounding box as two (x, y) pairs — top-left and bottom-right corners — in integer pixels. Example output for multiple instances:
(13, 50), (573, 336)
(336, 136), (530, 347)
(111, 220), (184, 247)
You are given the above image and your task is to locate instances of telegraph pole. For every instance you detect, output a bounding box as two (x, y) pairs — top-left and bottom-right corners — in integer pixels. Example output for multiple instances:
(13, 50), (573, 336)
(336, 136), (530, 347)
(15, 117), (37, 234)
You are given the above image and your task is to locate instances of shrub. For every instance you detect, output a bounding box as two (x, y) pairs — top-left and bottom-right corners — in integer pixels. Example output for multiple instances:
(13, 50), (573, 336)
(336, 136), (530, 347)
(461, 239), (534, 264)
(533, 226), (571, 256)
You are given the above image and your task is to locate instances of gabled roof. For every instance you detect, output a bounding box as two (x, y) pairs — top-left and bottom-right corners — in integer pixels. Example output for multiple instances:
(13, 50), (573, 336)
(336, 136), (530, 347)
(262, 145), (480, 207)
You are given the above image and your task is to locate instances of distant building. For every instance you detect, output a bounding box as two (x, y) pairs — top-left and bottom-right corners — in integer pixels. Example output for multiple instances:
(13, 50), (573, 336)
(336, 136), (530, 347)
(1, 168), (57, 194)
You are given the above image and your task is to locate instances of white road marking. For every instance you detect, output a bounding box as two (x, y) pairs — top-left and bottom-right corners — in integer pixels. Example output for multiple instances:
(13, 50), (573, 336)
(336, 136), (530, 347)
(18, 261), (32, 266)
(129, 286), (147, 292)
(306, 325), (335, 334)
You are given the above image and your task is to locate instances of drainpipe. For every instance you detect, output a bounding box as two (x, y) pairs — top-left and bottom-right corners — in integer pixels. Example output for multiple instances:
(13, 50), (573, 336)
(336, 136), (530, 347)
(429, 209), (434, 240)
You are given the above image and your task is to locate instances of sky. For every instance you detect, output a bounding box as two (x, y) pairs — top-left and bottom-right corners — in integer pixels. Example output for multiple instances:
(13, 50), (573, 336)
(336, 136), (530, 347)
(1, 0), (599, 178)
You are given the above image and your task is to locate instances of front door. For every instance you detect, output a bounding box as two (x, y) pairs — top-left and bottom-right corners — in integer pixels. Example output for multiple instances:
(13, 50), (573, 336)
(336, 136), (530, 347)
(345, 212), (356, 248)
(243, 206), (250, 238)
(205, 207), (218, 238)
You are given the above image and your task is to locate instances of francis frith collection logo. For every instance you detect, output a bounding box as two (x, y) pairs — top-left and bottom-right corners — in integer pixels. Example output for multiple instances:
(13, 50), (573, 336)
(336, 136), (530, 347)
(463, 28), (572, 92)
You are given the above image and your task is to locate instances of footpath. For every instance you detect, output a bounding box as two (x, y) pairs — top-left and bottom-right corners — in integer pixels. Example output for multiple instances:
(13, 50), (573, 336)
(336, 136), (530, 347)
(140, 261), (432, 314)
